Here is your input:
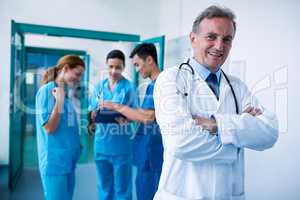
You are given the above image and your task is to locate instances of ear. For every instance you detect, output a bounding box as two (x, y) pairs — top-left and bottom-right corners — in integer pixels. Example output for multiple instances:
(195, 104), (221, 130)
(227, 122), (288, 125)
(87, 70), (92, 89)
(189, 32), (197, 46)
(146, 55), (153, 65)
(62, 64), (69, 73)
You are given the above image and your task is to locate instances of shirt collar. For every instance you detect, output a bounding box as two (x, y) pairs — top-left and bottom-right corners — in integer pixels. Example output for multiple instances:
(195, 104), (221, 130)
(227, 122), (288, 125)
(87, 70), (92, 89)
(189, 57), (221, 84)
(104, 76), (125, 91)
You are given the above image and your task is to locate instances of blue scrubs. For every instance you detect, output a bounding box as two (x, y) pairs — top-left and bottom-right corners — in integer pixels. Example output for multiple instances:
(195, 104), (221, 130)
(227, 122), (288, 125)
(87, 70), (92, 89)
(36, 81), (81, 200)
(89, 77), (136, 200)
(133, 79), (164, 200)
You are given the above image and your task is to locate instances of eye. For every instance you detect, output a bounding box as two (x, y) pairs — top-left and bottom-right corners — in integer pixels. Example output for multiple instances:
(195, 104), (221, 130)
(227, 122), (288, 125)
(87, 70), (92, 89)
(206, 34), (217, 41)
(223, 37), (233, 44)
(116, 65), (122, 70)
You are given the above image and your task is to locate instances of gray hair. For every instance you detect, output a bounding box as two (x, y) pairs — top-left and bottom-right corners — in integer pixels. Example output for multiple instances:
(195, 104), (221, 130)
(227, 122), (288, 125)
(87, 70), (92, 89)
(192, 5), (236, 33)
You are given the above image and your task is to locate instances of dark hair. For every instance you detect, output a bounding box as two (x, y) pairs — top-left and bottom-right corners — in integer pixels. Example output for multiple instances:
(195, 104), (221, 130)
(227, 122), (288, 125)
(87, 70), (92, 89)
(106, 49), (125, 65)
(130, 43), (158, 65)
(192, 5), (236, 33)
(41, 55), (85, 85)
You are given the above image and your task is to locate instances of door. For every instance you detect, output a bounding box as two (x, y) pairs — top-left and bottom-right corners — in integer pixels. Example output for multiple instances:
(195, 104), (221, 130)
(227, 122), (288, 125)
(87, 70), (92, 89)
(9, 20), (25, 191)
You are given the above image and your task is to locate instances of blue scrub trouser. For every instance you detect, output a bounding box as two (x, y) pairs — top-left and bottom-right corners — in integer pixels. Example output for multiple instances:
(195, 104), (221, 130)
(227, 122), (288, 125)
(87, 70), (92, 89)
(41, 171), (75, 200)
(135, 169), (161, 200)
(95, 154), (132, 200)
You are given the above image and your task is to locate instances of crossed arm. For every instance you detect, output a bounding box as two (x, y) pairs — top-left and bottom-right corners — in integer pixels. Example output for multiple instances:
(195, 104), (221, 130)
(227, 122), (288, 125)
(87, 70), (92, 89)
(190, 80), (278, 150)
(153, 70), (278, 162)
(194, 106), (263, 134)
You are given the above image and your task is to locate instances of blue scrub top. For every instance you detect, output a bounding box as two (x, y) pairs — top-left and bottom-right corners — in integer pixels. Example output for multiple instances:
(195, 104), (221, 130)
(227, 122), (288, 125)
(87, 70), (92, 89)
(133, 79), (163, 171)
(36, 81), (81, 175)
(89, 77), (137, 157)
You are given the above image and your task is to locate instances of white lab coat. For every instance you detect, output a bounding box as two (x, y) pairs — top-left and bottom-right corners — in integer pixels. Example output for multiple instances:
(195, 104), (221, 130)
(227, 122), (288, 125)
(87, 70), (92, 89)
(153, 66), (278, 200)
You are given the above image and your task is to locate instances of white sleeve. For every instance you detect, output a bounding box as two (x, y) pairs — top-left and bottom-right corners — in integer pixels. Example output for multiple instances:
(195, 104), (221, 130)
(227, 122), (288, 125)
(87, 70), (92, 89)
(214, 78), (279, 151)
(153, 70), (237, 162)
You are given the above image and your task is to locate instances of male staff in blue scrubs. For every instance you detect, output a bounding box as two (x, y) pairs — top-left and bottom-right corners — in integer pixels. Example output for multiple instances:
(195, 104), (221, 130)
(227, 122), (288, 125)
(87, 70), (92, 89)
(101, 43), (163, 200)
(36, 55), (85, 200)
(89, 50), (136, 200)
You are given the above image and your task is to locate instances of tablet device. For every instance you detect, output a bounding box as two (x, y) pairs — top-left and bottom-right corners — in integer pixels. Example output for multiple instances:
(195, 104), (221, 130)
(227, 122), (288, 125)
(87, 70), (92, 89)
(94, 109), (126, 123)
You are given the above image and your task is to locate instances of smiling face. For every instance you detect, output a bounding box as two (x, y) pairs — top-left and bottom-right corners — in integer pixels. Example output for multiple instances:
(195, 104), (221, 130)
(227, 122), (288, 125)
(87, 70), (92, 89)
(63, 65), (84, 86)
(190, 17), (235, 72)
(107, 58), (124, 81)
(132, 54), (152, 79)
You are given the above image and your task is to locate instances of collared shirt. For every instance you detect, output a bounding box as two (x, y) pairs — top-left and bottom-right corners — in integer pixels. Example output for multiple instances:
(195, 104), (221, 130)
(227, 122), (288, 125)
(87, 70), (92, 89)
(189, 57), (221, 96)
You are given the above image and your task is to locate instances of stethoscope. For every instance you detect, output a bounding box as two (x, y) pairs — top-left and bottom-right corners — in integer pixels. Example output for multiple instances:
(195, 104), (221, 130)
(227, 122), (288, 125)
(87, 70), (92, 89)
(176, 59), (239, 114)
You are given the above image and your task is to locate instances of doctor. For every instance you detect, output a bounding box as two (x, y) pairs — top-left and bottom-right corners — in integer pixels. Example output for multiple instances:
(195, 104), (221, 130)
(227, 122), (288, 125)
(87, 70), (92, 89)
(153, 5), (278, 200)
(36, 55), (85, 200)
(89, 50), (136, 200)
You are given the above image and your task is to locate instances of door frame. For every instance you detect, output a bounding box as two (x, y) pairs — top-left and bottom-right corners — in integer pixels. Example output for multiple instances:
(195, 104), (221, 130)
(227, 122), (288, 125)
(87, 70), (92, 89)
(9, 20), (140, 191)
(9, 20), (25, 191)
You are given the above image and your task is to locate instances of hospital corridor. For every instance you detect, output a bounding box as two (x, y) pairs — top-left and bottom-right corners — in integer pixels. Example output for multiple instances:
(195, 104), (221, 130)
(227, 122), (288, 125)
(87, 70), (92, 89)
(0, 0), (299, 200)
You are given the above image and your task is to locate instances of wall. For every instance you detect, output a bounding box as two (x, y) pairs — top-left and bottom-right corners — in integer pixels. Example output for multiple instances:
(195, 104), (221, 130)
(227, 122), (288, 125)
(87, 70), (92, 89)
(0, 0), (160, 165)
(158, 0), (299, 199)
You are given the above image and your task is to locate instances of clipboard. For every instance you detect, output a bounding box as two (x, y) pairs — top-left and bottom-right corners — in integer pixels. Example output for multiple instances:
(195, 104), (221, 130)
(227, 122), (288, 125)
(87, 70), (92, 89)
(95, 109), (126, 123)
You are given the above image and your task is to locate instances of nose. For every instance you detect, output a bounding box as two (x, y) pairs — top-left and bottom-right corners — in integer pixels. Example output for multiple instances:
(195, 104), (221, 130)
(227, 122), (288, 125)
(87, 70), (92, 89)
(214, 38), (225, 51)
(111, 68), (120, 76)
(111, 68), (117, 74)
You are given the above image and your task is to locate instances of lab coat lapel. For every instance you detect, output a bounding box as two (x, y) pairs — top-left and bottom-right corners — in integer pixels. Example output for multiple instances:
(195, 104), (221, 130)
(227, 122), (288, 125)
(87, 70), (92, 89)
(217, 73), (234, 113)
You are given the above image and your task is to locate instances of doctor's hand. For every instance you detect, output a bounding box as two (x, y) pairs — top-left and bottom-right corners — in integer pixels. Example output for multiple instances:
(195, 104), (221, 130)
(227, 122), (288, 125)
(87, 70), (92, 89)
(193, 116), (218, 134)
(243, 106), (262, 117)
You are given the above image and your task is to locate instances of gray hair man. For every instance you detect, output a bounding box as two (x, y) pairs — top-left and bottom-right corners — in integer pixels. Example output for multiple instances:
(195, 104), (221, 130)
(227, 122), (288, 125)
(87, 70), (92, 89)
(153, 5), (278, 200)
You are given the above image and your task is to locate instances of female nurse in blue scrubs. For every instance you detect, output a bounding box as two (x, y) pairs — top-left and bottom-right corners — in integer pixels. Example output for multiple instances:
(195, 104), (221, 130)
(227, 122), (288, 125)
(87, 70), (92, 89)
(36, 55), (85, 200)
(89, 50), (136, 200)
